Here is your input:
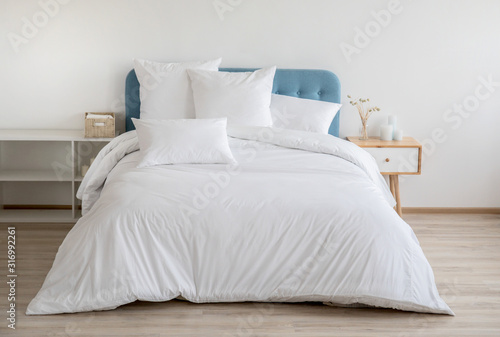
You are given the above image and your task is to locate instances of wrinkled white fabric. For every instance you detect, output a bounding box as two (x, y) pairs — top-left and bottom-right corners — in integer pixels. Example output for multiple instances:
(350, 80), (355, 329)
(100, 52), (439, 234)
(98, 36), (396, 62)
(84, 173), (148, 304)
(29, 127), (452, 315)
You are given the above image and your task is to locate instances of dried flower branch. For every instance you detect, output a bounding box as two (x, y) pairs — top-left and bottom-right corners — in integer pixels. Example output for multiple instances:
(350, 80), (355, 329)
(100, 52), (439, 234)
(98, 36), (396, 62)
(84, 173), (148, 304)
(348, 95), (381, 140)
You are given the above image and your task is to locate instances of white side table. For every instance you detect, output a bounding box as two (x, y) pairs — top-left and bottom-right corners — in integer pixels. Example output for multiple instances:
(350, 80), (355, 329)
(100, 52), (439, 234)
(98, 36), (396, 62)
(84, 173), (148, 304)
(0, 130), (114, 223)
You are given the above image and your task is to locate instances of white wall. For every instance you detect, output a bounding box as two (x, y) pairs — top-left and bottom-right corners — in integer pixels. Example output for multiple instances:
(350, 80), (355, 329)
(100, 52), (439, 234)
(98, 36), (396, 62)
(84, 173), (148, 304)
(1, 0), (499, 207)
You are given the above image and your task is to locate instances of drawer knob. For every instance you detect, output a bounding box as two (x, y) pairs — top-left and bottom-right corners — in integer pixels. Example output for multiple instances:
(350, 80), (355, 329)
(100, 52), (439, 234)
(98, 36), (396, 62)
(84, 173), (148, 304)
(385, 158), (390, 163)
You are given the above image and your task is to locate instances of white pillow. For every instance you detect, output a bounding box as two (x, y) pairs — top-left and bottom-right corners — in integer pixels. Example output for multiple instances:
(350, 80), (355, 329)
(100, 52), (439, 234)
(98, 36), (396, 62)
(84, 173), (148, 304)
(188, 67), (276, 127)
(132, 118), (236, 167)
(134, 58), (222, 120)
(270, 94), (342, 134)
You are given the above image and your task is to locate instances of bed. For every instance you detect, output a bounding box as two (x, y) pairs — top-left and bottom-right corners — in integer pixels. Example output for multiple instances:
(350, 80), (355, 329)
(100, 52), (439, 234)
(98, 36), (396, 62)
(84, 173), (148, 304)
(27, 66), (453, 316)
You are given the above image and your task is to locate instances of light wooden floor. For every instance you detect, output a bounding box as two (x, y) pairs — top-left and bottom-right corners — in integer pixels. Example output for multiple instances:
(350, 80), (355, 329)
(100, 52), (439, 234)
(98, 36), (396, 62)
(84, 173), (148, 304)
(0, 213), (499, 337)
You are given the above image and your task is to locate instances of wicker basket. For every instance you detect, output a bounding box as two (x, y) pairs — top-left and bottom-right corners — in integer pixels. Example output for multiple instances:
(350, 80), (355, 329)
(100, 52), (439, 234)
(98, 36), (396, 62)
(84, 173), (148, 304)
(84, 113), (115, 138)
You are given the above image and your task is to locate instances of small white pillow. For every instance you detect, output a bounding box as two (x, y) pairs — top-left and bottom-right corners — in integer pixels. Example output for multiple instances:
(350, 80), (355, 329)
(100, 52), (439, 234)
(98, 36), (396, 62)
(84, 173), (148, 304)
(270, 94), (342, 134)
(134, 58), (222, 120)
(132, 118), (236, 167)
(188, 67), (276, 127)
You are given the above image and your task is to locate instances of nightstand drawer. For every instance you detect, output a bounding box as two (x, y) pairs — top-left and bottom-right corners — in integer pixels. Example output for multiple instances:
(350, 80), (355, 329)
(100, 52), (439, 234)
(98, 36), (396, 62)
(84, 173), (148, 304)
(363, 147), (419, 174)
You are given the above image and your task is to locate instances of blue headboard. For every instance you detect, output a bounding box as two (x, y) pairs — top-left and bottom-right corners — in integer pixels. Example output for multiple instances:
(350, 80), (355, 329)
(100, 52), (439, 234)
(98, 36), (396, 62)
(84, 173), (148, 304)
(125, 68), (341, 137)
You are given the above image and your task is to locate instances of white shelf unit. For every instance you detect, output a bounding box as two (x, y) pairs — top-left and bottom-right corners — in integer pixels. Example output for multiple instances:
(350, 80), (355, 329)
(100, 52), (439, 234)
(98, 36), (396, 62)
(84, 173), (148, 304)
(0, 130), (113, 223)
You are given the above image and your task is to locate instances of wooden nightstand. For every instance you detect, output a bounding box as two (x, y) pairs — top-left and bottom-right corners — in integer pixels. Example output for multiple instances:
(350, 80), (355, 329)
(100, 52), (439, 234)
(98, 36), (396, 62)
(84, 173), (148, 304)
(347, 136), (422, 216)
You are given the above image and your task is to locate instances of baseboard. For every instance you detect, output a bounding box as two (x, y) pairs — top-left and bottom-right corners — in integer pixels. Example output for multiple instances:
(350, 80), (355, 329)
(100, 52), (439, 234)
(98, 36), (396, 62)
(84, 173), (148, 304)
(403, 207), (500, 214)
(3, 205), (81, 210)
(4, 205), (499, 214)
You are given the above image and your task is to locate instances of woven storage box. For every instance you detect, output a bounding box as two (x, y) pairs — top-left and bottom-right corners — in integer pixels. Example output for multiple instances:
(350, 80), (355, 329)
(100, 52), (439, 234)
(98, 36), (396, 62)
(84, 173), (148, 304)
(84, 113), (115, 138)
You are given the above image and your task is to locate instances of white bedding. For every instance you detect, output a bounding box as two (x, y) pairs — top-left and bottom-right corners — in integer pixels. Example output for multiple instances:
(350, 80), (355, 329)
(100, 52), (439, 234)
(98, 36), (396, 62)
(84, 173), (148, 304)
(27, 127), (453, 315)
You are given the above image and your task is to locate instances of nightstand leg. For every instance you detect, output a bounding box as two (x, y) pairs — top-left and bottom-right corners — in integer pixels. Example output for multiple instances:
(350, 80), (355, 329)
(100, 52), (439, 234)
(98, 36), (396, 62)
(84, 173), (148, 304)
(389, 175), (396, 197)
(389, 175), (402, 217)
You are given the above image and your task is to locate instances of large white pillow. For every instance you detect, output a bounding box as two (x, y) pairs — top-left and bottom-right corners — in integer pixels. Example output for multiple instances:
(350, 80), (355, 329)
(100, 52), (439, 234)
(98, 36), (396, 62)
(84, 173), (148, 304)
(134, 58), (222, 120)
(270, 94), (342, 134)
(132, 118), (236, 167)
(188, 67), (276, 127)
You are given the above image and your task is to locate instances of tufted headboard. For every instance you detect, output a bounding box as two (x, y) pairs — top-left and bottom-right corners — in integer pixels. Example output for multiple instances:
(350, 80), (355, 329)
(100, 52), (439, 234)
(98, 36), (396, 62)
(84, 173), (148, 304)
(125, 68), (341, 137)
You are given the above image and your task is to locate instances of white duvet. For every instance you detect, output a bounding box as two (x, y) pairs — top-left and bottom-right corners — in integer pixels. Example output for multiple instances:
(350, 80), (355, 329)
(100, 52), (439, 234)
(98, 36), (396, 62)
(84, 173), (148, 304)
(27, 127), (453, 315)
